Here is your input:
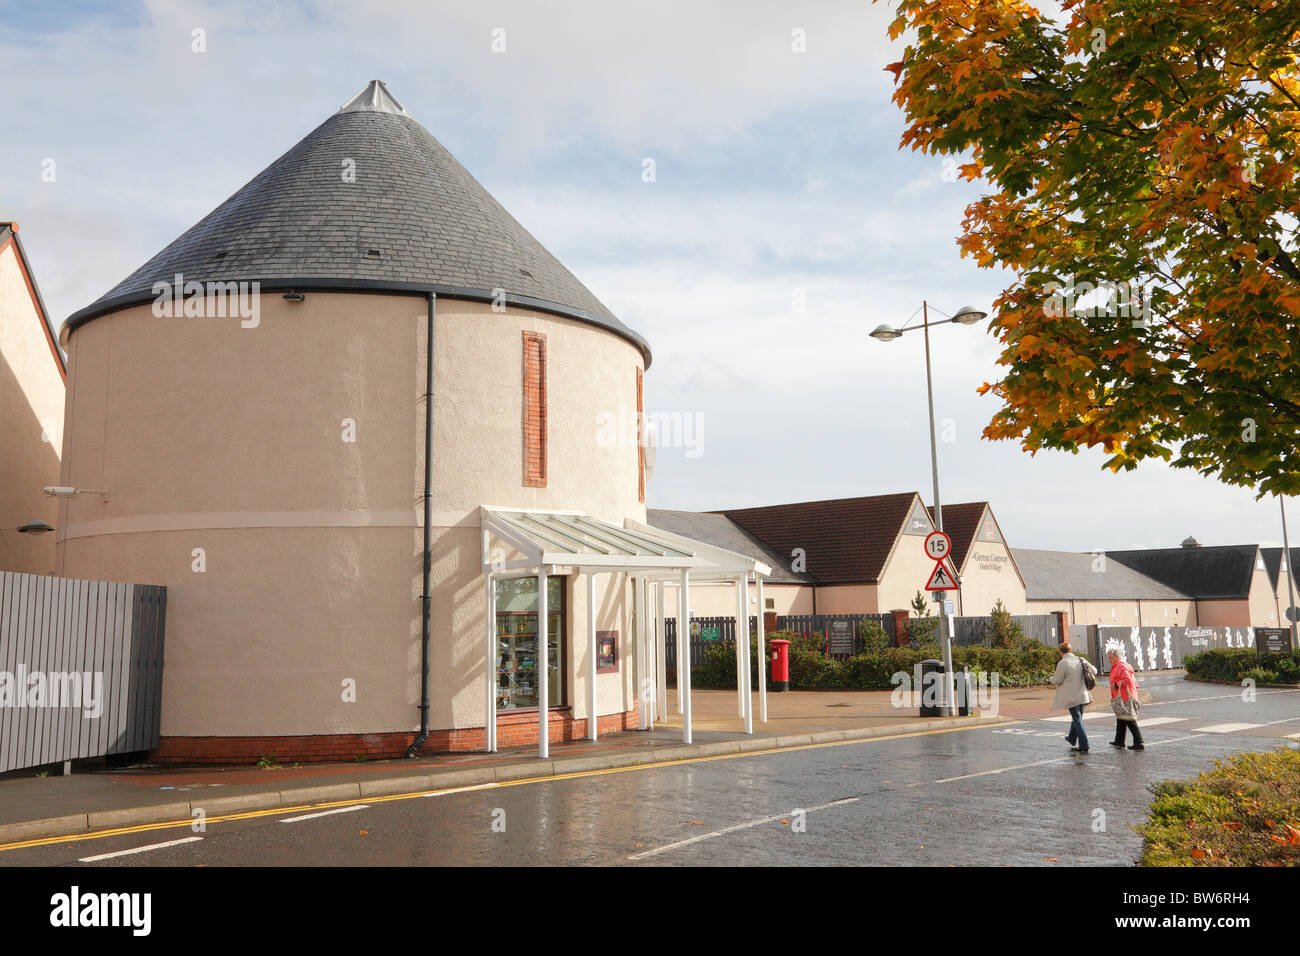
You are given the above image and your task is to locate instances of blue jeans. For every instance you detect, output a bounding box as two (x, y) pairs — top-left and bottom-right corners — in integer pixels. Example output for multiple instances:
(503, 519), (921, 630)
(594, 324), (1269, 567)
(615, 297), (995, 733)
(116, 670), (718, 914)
(1067, 704), (1089, 750)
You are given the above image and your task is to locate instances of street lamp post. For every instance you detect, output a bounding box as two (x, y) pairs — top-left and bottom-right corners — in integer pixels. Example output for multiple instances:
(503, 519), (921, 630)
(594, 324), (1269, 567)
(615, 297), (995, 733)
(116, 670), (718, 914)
(1281, 496), (1297, 643)
(871, 301), (986, 715)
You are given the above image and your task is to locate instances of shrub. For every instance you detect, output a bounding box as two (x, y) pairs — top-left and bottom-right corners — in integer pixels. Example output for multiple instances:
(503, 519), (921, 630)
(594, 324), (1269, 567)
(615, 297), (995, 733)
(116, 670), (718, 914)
(906, 617), (939, 647)
(855, 619), (890, 655)
(686, 629), (1072, 690)
(988, 598), (1024, 649)
(1242, 667), (1279, 686)
(1138, 747), (1300, 866)
(1184, 648), (1300, 684)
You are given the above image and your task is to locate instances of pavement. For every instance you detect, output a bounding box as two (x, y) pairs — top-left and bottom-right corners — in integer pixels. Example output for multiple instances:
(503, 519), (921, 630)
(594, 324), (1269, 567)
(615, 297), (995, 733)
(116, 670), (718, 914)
(0, 679), (1129, 846)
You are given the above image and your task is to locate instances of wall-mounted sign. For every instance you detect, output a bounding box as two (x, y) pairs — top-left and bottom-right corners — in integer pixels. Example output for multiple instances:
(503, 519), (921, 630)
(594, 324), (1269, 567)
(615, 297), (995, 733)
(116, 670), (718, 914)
(971, 550), (1010, 572)
(701, 624), (720, 642)
(597, 630), (618, 673)
(902, 501), (933, 535)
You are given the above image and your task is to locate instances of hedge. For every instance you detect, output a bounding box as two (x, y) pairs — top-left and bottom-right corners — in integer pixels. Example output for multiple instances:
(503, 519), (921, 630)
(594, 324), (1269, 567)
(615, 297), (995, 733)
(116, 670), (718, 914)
(1183, 648), (1300, 685)
(1138, 747), (1300, 866)
(689, 630), (1065, 690)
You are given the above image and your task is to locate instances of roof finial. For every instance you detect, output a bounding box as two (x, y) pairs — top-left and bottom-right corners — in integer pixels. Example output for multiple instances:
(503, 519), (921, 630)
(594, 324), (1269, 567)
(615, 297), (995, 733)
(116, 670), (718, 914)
(339, 80), (409, 116)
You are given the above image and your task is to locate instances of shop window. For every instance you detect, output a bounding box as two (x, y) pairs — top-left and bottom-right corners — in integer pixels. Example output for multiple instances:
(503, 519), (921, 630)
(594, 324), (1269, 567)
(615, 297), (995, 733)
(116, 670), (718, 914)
(495, 576), (565, 710)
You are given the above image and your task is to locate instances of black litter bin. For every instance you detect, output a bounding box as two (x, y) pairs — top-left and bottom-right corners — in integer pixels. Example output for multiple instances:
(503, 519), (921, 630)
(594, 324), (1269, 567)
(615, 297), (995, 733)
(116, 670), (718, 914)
(920, 660), (973, 716)
(919, 659), (944, 716)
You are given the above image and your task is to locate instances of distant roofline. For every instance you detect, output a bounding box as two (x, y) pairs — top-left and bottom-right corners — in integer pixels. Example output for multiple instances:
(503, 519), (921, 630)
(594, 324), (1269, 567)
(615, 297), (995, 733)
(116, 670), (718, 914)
(711, 490), (917, 514)
(62, 277), (653, 366)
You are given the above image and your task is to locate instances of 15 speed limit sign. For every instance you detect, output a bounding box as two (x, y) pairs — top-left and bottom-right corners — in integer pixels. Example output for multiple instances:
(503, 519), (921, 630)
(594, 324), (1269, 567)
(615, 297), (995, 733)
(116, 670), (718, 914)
(923, 531), (952, 561)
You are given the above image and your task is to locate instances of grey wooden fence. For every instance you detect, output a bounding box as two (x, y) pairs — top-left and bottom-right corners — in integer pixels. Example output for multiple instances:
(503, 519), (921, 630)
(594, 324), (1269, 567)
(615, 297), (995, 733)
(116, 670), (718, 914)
(0, 572), (167, 773)
(1087, 624), (1256, 674)
(906, 614), (1060, 647)
(776, 613), (896, 656)
(663, 616), (758, 671)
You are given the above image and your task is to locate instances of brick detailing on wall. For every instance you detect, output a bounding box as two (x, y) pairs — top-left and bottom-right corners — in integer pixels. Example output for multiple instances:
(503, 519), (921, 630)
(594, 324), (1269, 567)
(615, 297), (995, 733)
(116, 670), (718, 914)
(148, 707), (640, 765)
(522, 330), (547, 487)
(636, 366), (645, 503)
(1054, 610), (1069, 645)
(891, 608), (911, 647)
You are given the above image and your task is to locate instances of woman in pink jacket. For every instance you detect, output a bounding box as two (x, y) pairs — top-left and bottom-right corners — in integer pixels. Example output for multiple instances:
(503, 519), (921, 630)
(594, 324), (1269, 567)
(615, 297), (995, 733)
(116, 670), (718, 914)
(1107, 648), (1144, 751)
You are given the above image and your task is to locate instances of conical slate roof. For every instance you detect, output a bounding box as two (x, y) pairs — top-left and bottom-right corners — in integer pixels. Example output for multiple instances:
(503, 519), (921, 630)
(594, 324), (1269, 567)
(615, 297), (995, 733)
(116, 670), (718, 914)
(67, 81), (649, 363)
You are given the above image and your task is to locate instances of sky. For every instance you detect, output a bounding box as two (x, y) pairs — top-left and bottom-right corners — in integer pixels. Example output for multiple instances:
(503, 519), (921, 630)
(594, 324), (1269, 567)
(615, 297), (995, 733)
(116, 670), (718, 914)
(1, 0), (1290, 553)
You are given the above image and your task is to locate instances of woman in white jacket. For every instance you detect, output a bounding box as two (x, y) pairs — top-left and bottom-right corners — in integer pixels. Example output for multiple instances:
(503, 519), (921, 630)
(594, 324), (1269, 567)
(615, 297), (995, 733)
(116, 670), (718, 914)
(1050, 641), (1096, 753)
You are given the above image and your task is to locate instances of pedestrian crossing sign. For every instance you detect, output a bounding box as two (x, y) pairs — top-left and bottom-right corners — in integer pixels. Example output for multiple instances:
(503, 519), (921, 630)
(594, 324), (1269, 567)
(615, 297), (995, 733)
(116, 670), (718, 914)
(925, 561), (958, 591)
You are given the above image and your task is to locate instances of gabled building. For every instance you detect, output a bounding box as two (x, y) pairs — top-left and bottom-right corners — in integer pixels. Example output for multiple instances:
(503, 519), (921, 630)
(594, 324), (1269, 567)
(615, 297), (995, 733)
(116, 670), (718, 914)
(926, 501), (1028, 616)
(646, 508), (815, 616)
(1259, 547), (1300, 624)
(1014, 548), (1196, 626)
(0, 222), (66, 573)
(706, 492), (1027, 616)
(1107, 544), (1279, 627)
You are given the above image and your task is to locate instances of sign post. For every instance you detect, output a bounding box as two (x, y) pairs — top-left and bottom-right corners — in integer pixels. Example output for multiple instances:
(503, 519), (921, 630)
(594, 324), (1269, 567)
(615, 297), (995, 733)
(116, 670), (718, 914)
(923, 532), (959, 715)
(1256, 627), (1293, 656)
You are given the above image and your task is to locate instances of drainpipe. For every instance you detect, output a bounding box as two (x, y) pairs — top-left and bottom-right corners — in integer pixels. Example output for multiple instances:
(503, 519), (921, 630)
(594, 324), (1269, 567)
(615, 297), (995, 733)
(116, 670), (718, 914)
(407, 293), (436, 757)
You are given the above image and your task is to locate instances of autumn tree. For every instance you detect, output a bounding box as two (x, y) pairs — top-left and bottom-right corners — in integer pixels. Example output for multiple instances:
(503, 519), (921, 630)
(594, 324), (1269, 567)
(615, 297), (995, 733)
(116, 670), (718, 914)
(882, 0), (1300, 495)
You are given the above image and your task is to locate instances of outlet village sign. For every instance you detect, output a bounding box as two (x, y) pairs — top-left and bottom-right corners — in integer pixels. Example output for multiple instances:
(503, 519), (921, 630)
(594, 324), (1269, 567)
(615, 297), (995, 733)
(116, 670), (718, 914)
(971, 551), (1011, 572)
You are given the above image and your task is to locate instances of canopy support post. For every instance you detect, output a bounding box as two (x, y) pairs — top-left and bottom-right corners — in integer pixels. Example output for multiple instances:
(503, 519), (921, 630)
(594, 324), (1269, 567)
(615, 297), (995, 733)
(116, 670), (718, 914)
(587, 570), (598, 741)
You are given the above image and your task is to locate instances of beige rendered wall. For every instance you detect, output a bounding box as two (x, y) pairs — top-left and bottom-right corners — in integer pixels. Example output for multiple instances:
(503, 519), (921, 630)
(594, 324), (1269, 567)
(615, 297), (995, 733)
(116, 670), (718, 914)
(957, 540), (1026, 616)
(1275, 564), (1299, 622)
(56, 294), (646, 738)
(813, 584), (880, 614)
(1028, 599), (1197, 627)
(1195, 599), (1252, 627)
(877, 530), (950, 614)
(1248, 565), (1281, 627)
(657, 581), (814, 619)
(0, 242), (64, 574)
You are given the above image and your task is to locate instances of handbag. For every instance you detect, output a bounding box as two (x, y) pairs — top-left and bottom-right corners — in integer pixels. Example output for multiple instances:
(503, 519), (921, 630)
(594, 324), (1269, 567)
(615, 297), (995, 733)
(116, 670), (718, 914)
(1111, 690), (1140, 721)
(1081, 658), (1096, 691)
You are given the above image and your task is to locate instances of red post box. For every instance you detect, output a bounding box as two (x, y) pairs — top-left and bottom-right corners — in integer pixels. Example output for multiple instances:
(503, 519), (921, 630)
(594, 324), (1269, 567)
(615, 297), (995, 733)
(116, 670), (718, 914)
(769, 639), (790, 692)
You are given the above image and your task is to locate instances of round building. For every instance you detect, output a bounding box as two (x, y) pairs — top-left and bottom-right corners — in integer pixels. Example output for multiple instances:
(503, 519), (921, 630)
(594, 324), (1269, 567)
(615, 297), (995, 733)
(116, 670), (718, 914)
(54, 81), (674, 761)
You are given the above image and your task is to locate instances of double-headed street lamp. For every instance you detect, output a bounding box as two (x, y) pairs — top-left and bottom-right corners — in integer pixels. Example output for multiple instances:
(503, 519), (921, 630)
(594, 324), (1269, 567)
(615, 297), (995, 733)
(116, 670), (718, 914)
(871, 301), (987, 716)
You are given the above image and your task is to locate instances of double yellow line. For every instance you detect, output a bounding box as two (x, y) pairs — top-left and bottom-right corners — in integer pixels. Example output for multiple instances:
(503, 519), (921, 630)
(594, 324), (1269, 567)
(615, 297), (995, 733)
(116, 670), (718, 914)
(0, 721), (1009, 854)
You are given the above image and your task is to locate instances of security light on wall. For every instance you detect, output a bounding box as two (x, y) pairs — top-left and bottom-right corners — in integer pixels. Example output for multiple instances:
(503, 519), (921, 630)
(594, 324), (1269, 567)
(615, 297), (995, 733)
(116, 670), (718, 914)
(43, 486), (108, 501)
(16, 521), (54, 534)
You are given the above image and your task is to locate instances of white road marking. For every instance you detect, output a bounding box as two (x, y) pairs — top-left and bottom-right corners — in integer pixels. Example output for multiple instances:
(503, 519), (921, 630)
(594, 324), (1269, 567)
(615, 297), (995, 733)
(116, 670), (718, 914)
(418, 783), (499, 797)
(1129, 717), (1187, 727)
(1139, 734), (1207, 748)
(1040, 713), (1111, 722)
(627, 797), (859, 861)
(934, 755), (1074, 783)
(279, 804), (369, 823)
(1195, 722), (1265, 734)
(1146, 688), (1300, 706)
(935, 731), (1219, 782)
(79, 836), (203, 862)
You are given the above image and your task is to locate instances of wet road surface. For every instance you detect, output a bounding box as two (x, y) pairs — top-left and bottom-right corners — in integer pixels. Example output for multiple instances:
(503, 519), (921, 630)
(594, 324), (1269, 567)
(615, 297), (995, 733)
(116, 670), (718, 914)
(4, 674), (1297, 866)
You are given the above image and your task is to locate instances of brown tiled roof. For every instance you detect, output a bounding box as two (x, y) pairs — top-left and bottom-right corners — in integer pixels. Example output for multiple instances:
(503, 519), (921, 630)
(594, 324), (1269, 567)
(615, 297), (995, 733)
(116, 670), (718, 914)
(717, 493), (918, 585)
(925, 502), (988, 573)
